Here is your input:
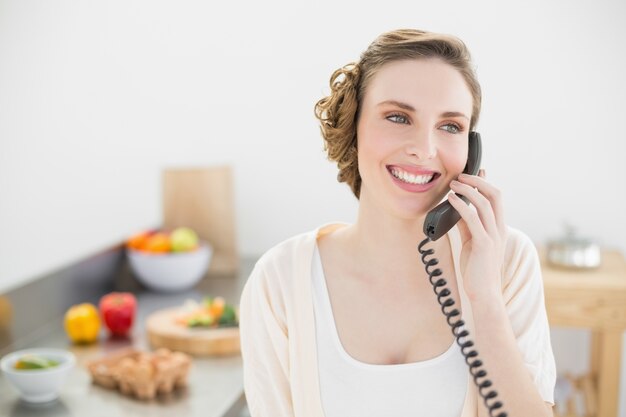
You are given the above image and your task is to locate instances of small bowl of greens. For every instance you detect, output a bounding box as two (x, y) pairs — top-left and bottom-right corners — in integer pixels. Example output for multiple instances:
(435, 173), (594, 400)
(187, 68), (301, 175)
(1, 348), (75, 403)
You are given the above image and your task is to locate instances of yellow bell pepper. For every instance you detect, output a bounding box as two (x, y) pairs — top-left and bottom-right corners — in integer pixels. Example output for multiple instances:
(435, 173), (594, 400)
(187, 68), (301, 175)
(64, 303), (101, 344)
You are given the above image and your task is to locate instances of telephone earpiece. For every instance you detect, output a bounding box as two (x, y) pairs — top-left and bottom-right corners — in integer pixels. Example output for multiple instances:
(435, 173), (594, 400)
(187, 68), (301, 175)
(422, 131), (482, 241)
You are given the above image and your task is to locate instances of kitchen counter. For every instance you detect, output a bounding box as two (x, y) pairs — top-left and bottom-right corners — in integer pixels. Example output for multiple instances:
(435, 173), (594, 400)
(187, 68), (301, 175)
(0, 258), (256, 417)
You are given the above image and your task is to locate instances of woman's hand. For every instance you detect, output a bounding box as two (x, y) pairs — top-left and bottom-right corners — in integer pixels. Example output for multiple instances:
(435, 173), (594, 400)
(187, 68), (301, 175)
(447, 169), (508, 304)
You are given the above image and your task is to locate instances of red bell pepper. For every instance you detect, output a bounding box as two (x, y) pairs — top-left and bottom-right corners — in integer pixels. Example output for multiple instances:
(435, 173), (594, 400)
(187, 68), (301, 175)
(99, 292), (136, 336)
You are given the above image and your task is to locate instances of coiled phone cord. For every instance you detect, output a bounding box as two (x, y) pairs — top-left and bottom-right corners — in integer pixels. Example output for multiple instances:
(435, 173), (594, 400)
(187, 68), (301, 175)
(418, 237), (507, 417)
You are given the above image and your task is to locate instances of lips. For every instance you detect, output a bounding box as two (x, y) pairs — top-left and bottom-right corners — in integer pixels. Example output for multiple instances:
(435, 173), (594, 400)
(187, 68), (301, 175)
(386, 165), (441, 192)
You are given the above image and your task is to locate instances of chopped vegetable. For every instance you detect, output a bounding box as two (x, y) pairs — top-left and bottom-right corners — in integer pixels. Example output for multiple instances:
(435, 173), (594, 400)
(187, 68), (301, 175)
(174, 296), (238, 328)
(219, 304), (237, 325)
(14, 355), (59, 370)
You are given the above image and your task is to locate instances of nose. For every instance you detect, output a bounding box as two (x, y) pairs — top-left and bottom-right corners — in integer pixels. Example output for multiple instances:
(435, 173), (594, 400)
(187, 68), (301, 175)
(405, 129), (436, 160)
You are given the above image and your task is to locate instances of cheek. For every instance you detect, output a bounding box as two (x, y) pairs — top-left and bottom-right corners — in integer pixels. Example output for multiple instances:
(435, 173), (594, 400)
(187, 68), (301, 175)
(439, 144), (469, 176)
(356, 125), (394, 185)
(357, 121), (394, 163)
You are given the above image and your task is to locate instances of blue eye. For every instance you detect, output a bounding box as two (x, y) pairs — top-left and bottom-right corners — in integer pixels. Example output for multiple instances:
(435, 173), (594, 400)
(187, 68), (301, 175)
(441, 123), (462, 134)
(386, 113), (410, 125)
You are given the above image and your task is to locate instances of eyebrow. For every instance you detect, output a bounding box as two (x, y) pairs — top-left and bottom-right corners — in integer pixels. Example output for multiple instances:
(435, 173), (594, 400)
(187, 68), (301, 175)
(377, 100), (470, 121)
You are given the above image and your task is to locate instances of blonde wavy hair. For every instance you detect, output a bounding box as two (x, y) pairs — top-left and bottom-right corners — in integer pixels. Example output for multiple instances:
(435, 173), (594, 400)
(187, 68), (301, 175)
(314, 29), (482, 199)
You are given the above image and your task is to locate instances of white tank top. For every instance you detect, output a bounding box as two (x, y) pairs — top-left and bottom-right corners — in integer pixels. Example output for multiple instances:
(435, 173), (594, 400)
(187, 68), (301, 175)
(311, 244), (468, 417)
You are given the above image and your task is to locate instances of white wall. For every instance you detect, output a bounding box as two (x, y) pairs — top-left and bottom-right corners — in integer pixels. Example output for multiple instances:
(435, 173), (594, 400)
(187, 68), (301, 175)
(1, 0), (625, 413)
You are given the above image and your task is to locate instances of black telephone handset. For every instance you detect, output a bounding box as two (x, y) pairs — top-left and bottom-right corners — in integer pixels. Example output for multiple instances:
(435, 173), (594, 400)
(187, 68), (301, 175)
(423, 131), (482, 241)
(417, 132), (507, 417)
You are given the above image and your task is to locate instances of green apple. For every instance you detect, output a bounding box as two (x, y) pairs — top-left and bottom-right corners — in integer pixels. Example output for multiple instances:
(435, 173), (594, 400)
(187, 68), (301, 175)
(171, 227), (199, 252)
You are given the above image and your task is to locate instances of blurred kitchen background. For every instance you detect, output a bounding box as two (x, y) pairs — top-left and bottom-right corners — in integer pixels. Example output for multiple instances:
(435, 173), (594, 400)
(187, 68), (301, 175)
(1, 0), (625, 415)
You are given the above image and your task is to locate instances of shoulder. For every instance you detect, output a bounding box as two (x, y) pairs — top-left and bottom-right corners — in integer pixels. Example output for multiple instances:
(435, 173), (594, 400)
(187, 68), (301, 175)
(241, 228), (317, 302)
(254, 229), (317, 277)
(500, 225), (543, 296)
(503, 225), (538, 269)
(249, 222), (349, 281)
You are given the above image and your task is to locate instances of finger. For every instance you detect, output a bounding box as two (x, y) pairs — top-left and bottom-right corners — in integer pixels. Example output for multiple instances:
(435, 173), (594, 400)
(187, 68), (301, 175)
(457, 173), (505, 234)
(447, 192), (489, 244)
(452, 201), (472, 244)
(449, 180), (499, 237)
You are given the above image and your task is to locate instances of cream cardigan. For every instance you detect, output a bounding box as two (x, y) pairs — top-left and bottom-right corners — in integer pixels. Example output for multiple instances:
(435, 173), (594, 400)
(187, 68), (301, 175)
(239, 223), (556, 417)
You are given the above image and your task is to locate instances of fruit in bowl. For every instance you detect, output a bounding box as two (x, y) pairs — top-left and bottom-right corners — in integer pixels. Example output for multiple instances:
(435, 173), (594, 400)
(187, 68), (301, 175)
(170, 227), (199, 252)
(0, 348), (76, 403)
(126, 227), (212, 293)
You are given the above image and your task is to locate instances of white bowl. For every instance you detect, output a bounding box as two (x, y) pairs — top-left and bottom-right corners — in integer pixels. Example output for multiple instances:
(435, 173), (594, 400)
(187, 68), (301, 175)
(127, 243), (213, 293)
(1, 348), (75, 403)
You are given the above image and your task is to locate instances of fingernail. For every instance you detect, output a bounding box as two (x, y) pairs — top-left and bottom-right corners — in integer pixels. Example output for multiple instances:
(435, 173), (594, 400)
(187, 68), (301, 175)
(450, 180), (460, 186)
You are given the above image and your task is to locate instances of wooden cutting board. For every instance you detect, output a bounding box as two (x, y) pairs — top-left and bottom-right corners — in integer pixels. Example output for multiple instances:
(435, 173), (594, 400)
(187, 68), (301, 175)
(162, 166), (239, 276)
(146, 307), (240, 356)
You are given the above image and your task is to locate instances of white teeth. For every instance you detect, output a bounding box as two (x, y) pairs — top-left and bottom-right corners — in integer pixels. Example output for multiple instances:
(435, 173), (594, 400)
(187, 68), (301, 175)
(391, 168), (434, 185)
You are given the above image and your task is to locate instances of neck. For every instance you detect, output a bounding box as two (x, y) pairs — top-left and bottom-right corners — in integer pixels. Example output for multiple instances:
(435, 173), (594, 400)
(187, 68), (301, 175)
(342, 195), (446, 286)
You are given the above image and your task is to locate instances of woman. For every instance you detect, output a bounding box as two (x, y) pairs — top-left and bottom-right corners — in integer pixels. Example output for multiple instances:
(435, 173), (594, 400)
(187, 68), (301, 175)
(240, 29), (556, 417)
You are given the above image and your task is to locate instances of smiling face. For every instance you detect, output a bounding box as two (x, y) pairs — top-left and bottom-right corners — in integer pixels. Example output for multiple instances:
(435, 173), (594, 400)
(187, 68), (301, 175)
(356, 58), (474, 220)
